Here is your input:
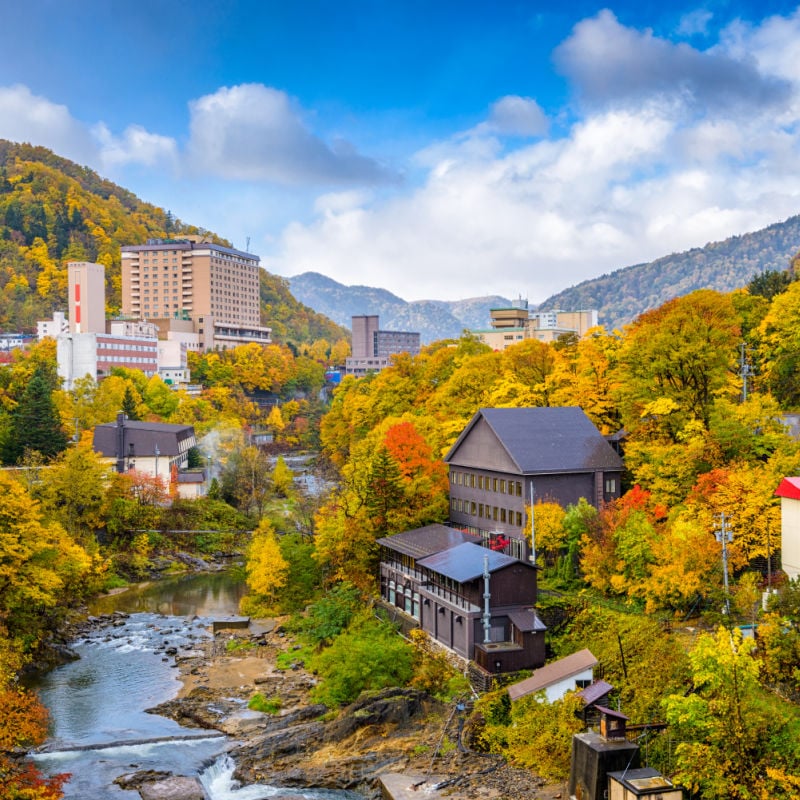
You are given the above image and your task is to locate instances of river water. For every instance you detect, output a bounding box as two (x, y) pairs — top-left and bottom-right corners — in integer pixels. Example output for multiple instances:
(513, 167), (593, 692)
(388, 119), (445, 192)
(31, 571), (359, 800)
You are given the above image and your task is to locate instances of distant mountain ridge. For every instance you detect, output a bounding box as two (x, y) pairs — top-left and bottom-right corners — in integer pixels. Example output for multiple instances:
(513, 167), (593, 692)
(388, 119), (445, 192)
(538, 215), (800, 330)
(288, 272), (510, 343)
(292, 215), (800, 336)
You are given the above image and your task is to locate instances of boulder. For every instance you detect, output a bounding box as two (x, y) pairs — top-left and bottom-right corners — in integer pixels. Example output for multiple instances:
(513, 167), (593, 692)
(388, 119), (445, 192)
(138, 777), (206, 800)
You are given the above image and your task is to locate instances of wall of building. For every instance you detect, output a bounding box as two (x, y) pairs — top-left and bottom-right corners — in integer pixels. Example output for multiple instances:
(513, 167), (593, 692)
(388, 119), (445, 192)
(68, 261), (106, 334)
(781, 496), (800, 580)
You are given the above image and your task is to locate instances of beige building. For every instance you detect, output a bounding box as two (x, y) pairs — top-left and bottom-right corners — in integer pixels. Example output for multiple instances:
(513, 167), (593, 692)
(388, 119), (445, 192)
(120, 237), (271, 351)
(473, 299), (598, 350)
(68, 261), (106, 334)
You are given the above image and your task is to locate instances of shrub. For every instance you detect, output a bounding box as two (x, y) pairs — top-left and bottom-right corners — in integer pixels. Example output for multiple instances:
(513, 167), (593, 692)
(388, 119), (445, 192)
(248, 692), (281, 714)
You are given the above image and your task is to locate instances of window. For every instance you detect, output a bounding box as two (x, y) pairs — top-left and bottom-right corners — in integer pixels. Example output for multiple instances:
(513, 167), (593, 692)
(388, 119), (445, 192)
(478, 476), (483, 490)
(492, 478), (498, 492)
(500, 508), (507, 523)
(516, 481), (522, 497)
(605, 478), (617, 494)
(471, 501), (477, 515)
(516, 511), (523, 526)
(478, 503), (484, 518)
(500, 479), (506, 493)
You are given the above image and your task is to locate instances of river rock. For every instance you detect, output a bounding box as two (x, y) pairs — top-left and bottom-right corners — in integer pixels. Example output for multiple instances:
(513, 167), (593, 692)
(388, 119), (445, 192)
(138, 776), (206, 800)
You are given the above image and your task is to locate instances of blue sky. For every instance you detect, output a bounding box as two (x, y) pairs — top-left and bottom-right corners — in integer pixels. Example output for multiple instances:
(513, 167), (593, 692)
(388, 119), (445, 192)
(3, 1), (800, 302)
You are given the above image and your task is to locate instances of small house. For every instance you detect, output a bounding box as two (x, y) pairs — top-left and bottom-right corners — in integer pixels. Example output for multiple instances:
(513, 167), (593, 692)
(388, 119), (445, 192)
(508, 648), (599, 703)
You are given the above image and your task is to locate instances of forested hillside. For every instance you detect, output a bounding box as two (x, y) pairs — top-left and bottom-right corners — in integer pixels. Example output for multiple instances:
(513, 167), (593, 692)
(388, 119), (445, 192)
(0, 141), (345, 347)
(540, 215), (800, 330)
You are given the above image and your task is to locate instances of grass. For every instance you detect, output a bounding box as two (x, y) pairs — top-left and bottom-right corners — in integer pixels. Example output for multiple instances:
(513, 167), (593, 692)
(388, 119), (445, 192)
(248, 692), (282, 714)
(225, 638), (256, 654)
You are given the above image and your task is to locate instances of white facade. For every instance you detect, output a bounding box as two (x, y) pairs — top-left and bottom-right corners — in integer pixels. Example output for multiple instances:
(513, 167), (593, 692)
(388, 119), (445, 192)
(780, 494), (800, 580)
(57, 332), (159, 389)
(68, 261), (106, 334)
(37, 311), (69, 340)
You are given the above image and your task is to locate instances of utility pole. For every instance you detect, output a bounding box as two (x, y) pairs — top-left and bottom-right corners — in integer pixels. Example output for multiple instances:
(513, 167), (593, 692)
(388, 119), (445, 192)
(529, 482), (536, 567)
(714, 513), (734, 615)
(739, 342), (753, 402)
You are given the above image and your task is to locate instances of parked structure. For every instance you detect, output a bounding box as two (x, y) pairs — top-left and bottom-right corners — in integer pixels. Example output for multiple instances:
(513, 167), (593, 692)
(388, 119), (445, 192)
(120, 237), (271, 351)
(471, 297), (599, 350)
(345, 314), (420, 376)
(445, 407), (623, 560)
(377, 524), (545, 676)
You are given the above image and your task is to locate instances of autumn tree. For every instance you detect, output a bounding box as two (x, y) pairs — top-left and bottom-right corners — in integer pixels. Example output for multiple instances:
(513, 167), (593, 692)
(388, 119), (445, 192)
(664, 627), (800, 798)
(615, 290), (741, 435)
(240, 519), (289, 615)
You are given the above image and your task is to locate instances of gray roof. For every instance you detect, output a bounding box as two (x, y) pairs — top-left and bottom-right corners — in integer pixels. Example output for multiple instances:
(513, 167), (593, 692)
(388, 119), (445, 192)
(507, 608), (547, 633)
(445, 407), (623, 474)
(377, 525), (481, 559)
(508, 648), (599, 701)
(577, 679), (614, 706)
(417, 541), (521, 582)
(93, 419), (196, 458)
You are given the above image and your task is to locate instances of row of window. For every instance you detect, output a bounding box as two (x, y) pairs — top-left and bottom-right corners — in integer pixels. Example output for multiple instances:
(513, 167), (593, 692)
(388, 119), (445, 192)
(98, 342), (154, 352)
(450, 470), (523, 496)
(99, 355), (157, 364)
(451, 498), (524, 527)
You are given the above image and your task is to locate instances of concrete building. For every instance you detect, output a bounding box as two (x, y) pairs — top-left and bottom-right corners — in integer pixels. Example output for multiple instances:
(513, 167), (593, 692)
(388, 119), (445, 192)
(345, 314), (421, 375)
(472, 298), (599, 350)
(37, 311), (69, 340)
(68, 261), (107, 334)
(120, 237), (271, 351)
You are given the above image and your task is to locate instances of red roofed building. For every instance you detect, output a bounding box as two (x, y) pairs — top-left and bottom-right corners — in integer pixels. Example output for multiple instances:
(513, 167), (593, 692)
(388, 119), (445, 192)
(775, 477), (800, 580)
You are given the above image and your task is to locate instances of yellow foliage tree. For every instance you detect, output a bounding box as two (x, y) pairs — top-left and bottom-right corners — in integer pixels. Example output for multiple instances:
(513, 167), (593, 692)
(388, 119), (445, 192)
(243, 520), (289, 611)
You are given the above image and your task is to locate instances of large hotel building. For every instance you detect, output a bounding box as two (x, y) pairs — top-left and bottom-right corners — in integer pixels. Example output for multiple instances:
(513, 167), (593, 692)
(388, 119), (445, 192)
(120, 237), (271, 351)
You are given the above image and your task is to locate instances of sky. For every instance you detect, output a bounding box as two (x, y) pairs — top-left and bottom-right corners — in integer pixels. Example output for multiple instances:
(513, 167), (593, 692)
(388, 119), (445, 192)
(3, 1), (800, 303)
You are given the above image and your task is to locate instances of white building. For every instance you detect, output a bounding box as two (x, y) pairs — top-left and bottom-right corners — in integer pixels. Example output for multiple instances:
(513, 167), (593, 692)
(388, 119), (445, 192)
(775, 477), (800, 580)
(37, 311), (70, 340)
(508, 649), (599, 703)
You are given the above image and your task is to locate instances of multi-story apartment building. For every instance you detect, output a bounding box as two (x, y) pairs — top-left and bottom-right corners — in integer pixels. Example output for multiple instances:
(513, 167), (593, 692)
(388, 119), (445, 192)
(472, 298), (599, 350)
(120, 237), (271, 351)
(68, 261), (107, 334)
(345, 314), (421, 376)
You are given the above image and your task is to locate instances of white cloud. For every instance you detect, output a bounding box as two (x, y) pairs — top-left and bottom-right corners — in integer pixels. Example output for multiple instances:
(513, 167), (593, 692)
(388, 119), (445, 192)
(93, 123), (178, 170)
(477, 95), (549, 137)
(0, 84), (95, 163)
(186, 83), (398, 186)
(677, 9), (713, 37)
(553, 9), (791, 111)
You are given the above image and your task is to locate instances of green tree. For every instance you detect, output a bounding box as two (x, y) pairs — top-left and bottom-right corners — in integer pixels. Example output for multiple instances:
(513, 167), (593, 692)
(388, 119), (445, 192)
(2, 367), (68, 463)
(365, 447), (405, 536)
(310, 610), (414, 706)
(121, 384), (141, 420)
(271, 455), (294, 498)
(664, 627), (800, 798)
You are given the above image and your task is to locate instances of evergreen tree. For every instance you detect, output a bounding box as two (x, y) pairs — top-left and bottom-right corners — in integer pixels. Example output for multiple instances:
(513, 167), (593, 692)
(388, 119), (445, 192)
(121, 384), (140, 420)
(366, 447), (404, 536)
(6, 368), (68, 462)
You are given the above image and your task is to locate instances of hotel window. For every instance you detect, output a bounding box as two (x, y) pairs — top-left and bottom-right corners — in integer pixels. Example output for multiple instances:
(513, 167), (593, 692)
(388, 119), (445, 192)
(471, 501), (477, 515)
(516, 512), (523, 526)
(516, 481), (522, 496)
(500, 479), (506, 493)
(478, 503), (484, 518)
(469, 474), (475, 488)
(492, 478), (498, 492)
(605, 478), (617, 494)
(500, 508), (507, 523)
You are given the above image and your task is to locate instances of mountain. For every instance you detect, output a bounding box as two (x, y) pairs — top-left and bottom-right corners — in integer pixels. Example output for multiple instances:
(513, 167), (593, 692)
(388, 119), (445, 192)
(0, 141), (345, 346)
(288, 271), (510, 343)
(538, 215), (800, 330)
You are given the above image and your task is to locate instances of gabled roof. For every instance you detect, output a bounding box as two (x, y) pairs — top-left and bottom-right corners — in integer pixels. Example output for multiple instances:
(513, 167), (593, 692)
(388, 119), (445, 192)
(508, 648), (598, 701)
(377, 525), (481, 559)
(775, 476), (800, 500)
(444, 407), (623, 474)
(93, 419), (196, 458)
(417, 541), (524, 582)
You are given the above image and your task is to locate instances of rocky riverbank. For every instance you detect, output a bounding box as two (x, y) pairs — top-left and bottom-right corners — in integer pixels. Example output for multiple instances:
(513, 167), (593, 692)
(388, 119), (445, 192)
(146, 620), (566, 800)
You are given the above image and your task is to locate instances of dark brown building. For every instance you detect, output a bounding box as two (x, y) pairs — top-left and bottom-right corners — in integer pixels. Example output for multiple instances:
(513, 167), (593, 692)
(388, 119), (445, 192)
(444, 407), (623, 560)
(378, 524), (546, 675)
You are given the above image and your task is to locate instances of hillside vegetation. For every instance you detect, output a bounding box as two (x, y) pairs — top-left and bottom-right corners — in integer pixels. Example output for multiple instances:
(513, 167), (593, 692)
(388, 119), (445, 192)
(0, 140), (345, 347)
(539, 215), (800, 329)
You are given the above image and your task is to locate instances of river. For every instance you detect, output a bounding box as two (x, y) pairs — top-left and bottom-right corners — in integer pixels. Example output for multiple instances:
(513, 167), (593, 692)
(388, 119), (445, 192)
(31, 571), (360, 800)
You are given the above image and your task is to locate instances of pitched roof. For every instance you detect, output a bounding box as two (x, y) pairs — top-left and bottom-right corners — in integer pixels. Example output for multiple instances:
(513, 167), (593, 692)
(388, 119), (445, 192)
(377, 525), (481, 559)
(775, 476), (800, 500)
(577, 679), (614, 706)
(444, 407), (623, 474)
(93, 419), (196, 458)
(417, 541), (523, 582)
(507, 608), (547, 633)
(508, 648), (598, 701)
